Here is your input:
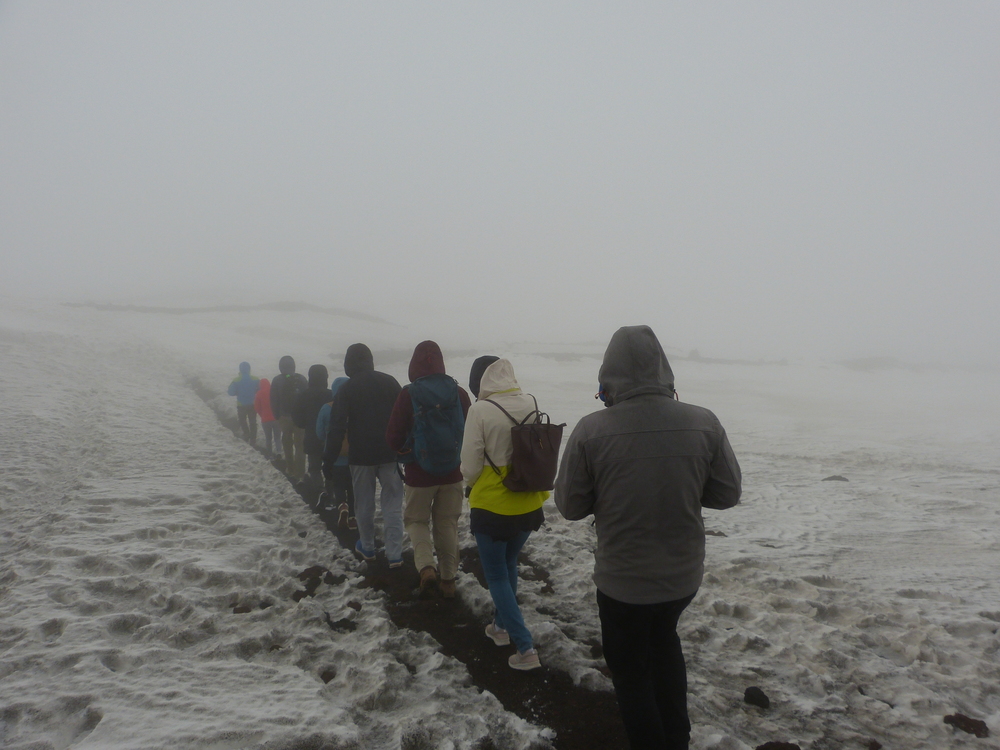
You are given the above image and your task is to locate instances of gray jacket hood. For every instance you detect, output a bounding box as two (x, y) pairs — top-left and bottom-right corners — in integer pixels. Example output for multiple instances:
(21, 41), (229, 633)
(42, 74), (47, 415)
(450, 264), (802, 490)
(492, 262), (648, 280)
(598, 325), (675, 406)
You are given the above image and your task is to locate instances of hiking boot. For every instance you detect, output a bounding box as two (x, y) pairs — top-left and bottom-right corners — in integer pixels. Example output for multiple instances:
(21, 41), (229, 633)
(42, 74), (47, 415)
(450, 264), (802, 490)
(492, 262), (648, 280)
(508, 648), (541, 671)
(347, 516), (357, 530)
(485, 622), (510, 646)
(419, 566), (438, 595)
(354, 540), (375, 562)
(337, 503), (349, 527)
(440, 579), (456, 599)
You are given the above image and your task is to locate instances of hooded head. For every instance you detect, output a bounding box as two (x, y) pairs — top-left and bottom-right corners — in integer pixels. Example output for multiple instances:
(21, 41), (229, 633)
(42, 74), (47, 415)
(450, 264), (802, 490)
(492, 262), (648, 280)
(239, 361), (251, 376)
(330, 376), (349, 397)
(278, 355), (296, 375)
(469, 355), (500, 399)
(307, 364), (329, 389)
(408, 340), (445, 382)
(598, 326), (675, 407)
(478, 358), (520, 400)
(343, 343), (374, 377)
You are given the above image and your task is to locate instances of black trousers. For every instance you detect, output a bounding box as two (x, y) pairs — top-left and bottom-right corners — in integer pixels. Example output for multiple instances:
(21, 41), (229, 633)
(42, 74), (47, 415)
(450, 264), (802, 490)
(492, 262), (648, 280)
(597, 588), (697, 750)
(327, 464), (355, 517)
(236, 403), (257, 444)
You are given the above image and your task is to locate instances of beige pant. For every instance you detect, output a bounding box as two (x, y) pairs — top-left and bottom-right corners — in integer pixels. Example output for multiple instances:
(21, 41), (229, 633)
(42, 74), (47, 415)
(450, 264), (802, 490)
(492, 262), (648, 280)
(403, 482), (463, 579)
(278, 416), (305, 479)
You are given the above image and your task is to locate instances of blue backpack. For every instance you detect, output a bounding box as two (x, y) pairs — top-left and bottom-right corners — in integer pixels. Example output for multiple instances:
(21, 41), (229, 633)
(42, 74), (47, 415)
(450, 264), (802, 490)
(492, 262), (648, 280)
(402, 374), (464, 476)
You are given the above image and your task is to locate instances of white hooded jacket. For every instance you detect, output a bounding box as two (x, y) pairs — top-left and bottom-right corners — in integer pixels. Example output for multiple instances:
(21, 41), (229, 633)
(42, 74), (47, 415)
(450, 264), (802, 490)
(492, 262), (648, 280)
(462, 358), (549, 526)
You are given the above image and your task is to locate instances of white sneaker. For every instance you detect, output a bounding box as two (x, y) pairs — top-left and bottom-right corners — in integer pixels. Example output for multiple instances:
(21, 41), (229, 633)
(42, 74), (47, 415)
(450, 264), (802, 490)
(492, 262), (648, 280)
(508, 648), (541, 671)
(485, 622), (510, 646)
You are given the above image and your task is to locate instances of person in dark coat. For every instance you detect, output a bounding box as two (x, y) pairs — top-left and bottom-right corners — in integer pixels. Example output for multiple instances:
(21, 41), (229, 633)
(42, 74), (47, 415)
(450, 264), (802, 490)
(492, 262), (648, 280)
(555, 325), (742, 750)
(270, 355), (308, 479)
(386, 341), (472, 596)
(323, 344), (404, 566)
(293, 364), (332, 487)
(468, 355), (500, 400)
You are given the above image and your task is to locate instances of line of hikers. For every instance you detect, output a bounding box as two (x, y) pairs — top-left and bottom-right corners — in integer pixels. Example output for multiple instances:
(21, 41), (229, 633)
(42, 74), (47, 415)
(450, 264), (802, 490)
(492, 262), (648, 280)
(229, 342), (551, 671)
(229, 327), (742, 749)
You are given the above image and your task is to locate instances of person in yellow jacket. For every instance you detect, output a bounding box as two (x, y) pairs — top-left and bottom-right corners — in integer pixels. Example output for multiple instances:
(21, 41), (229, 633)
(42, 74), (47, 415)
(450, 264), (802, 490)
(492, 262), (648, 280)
(460, 358), (546, 671)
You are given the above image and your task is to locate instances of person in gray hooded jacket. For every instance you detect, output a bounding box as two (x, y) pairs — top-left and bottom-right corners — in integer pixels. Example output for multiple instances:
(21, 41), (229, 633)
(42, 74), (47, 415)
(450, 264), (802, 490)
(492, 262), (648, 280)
(555, 325), (741, 750)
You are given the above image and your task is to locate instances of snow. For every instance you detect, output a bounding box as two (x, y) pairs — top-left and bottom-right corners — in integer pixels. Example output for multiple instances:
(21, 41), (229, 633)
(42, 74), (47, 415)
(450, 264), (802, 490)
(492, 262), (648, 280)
(2, 297), (999, 749)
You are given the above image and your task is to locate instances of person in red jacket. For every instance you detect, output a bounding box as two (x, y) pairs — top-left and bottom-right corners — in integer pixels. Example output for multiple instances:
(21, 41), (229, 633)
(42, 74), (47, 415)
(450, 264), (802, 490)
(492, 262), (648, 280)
(386, 341), (471, 597)
(254, 378), (282, 458)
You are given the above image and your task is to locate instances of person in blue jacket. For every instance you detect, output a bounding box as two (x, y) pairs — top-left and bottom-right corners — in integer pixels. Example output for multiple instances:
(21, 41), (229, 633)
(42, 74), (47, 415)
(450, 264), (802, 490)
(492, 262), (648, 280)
(228, 362), (260, 445)
(316, 377), (355, 527)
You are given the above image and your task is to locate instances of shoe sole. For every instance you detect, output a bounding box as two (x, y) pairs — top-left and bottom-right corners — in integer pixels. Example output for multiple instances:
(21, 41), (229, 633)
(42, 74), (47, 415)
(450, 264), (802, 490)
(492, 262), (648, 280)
(354, 542), (375, 562)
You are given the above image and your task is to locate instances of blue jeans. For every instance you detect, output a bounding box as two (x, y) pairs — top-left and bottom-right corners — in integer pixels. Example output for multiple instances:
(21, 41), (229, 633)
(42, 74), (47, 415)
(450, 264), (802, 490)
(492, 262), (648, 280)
(474, 531), (532, 652)
(351, 464), (404, 562)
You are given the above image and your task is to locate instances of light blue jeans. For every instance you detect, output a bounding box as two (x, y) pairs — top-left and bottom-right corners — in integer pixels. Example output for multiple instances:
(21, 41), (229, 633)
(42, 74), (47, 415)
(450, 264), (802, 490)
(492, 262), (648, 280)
(351, 463), (404, 562)
(474, 530), (533, 652)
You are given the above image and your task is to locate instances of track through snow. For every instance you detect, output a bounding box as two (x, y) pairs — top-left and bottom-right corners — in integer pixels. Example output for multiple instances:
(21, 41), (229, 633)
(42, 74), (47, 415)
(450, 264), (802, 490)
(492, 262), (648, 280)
(2, 302), (1000, 749)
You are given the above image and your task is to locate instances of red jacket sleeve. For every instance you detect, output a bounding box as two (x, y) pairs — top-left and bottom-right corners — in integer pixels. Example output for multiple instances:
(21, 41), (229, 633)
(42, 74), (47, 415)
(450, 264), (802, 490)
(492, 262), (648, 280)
(385, 386), (413, 453)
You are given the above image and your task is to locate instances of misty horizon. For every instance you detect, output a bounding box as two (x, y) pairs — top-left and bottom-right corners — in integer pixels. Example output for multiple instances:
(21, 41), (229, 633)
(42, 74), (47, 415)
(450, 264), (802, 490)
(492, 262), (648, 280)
(2, 3), (998, 366)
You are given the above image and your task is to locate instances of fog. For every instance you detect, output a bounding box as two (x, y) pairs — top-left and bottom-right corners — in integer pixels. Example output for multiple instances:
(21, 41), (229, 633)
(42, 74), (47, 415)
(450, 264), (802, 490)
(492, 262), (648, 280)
(2, 2), (998, 365)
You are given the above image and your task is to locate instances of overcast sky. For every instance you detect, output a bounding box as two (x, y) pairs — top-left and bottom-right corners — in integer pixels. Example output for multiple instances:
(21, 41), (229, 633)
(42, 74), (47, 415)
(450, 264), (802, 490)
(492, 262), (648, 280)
(1, 2), (997, 363)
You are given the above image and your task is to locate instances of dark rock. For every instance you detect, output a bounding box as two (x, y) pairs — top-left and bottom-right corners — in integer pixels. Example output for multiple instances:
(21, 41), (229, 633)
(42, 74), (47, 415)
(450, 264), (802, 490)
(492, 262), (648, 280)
(327, 617), (356, 633)
(291, 590), (307, 602)
(347, 600), (362, 611)
(268, 644), (282, 652)
(865, 740), (882, 750)
(944, 713), (989, 738)
(298, 531), (307, 538)
(822, 475), (849, 482)
(324, 572), (347, 586)
(301, 577), (323, 597)
(232, 605), (252, 614)
(298, 565), (329, 581)
(755, 743), (801, 750)
(320, 668), (337, 683)
(706, 529), (728, 537)
(744, 686), (770, 709)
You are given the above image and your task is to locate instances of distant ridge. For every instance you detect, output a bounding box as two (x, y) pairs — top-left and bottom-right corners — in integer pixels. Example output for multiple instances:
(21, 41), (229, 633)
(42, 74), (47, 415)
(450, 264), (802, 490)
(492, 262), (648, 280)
(681, 349), (788, 366)
(63, 301), (394, 326)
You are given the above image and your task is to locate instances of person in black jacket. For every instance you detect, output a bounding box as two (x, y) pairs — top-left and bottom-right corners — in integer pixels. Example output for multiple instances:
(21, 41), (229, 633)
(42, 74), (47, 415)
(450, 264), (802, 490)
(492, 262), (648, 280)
(270, 355), (308, 479)
(323, 344), (404, 566)
(292, 364), (332, 488)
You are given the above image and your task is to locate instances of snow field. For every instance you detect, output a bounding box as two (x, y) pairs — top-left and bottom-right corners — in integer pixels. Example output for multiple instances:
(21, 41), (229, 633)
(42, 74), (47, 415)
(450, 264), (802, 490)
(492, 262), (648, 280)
(2, 298), (999, 749)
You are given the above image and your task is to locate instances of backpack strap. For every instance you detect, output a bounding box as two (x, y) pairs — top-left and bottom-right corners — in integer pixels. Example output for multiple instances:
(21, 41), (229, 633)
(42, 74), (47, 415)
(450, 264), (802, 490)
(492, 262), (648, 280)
(484, 395), (542, 426)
